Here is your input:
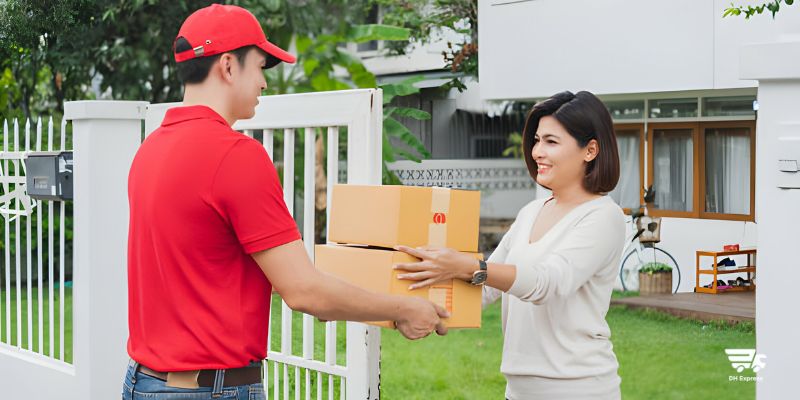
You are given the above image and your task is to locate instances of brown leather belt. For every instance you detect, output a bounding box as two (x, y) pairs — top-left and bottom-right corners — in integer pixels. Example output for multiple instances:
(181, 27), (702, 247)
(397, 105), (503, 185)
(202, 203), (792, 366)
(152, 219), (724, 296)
(138, 363), (262, 388)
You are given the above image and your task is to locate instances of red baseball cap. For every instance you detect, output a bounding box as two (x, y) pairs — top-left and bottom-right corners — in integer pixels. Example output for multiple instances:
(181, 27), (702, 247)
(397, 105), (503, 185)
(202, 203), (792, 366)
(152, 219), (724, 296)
(174, 4), (295, 68)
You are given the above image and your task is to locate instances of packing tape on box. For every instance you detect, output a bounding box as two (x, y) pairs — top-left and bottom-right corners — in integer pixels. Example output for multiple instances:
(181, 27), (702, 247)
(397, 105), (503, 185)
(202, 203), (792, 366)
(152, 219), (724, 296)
(428, 285), (453, 313)
(428, 187), (450, 247)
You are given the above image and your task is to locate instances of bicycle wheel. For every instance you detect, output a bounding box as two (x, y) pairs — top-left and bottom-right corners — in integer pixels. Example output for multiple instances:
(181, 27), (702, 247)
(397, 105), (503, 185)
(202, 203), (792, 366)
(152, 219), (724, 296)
(619, 246), (681, 293)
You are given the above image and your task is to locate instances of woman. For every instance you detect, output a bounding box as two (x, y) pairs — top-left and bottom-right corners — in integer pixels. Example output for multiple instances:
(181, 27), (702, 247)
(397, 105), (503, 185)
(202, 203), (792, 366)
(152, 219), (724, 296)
(395, 91), (625, 400)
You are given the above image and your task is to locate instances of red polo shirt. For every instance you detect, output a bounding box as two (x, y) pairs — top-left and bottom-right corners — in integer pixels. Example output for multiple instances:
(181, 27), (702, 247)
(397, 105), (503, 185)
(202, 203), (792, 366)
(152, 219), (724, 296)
(127, 105), (300, 371)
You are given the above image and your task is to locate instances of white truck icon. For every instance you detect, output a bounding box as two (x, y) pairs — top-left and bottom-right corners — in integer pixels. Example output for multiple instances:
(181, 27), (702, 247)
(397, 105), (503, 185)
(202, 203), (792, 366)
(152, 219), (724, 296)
(725, 349), (767, 373)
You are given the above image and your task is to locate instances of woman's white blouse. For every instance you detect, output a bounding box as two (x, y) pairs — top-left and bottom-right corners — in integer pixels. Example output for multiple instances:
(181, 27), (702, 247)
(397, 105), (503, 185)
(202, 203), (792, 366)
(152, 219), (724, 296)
(483, 195), (626, 390)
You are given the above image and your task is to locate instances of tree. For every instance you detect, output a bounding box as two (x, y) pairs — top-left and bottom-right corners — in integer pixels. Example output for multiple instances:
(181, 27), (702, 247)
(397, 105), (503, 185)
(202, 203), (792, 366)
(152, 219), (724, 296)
(0, 0), (100, 119)
(1, 0), (432, 186)
(373, 0), (478, 91)
(723, 0), (795, 18)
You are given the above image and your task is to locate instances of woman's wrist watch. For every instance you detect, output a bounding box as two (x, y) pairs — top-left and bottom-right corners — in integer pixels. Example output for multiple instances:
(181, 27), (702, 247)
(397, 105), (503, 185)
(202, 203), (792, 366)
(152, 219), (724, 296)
(469, 260), (488, 286)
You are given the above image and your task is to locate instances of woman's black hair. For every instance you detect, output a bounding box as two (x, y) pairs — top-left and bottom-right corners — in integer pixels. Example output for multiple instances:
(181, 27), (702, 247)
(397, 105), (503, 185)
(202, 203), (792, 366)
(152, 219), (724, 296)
(521, 90), (620, 193)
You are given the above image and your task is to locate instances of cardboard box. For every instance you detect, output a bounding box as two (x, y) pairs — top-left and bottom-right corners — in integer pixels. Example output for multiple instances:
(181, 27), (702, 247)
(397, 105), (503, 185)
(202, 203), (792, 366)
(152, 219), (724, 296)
(314, 244), (482, 329)
(328, 184), (480, 252)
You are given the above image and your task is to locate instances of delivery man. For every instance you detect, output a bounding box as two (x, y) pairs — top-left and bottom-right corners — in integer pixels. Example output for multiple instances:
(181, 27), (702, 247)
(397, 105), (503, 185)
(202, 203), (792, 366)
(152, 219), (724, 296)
(122, 5), (448, 399)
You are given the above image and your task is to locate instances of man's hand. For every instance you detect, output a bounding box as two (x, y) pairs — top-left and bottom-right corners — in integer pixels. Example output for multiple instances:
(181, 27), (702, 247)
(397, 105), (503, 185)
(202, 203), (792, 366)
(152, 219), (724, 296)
(253, 240), (455, 331)
(394, 297), (450, 340)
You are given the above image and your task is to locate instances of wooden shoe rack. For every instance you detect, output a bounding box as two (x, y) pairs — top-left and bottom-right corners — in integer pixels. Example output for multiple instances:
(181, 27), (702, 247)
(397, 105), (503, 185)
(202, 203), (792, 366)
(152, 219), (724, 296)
(695, 249), (756, 294)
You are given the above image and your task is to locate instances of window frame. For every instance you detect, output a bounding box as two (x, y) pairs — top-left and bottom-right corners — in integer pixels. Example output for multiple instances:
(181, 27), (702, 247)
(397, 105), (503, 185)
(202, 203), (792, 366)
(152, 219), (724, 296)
(698, 120), (756, 222)
(646, 122), (702, 219)
(644, 121), (756, 221)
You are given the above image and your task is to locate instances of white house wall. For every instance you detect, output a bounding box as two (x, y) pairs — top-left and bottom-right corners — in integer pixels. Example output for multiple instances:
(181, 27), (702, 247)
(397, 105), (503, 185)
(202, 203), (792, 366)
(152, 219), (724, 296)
(479, 0), (800, 100)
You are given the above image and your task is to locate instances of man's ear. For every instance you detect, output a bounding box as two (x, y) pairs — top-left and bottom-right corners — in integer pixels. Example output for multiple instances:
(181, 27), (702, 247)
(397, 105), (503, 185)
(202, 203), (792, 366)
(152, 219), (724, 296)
(217, 53), (237, 84)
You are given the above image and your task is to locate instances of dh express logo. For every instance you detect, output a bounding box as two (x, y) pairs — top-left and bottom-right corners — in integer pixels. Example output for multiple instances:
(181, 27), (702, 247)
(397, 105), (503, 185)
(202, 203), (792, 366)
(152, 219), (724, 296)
(725, 349), (766, 373)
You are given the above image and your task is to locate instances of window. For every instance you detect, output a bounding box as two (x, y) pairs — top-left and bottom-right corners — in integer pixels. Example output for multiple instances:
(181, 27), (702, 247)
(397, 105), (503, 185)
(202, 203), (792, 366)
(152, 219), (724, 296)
(609, 125), (643, 210)
(702, 96), (756, 117)
(356, 4), (381, 53)
(702, 123), (754, 219)
(649, 98), (698, 119)
(604, 95), (756, 221)
(645, 122), (755, 221)
(606, 100), (645, 120)
(650, 125), (696, 215)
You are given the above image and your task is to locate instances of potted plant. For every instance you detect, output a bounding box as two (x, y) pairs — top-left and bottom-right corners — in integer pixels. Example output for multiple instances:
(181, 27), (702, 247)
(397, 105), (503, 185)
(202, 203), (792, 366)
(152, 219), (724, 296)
(638, 262), (673, 295)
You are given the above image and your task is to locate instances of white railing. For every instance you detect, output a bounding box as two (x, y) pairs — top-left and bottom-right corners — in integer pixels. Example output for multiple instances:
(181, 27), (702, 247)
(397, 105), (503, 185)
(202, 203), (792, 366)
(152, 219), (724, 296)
(0, 116), (72, 367)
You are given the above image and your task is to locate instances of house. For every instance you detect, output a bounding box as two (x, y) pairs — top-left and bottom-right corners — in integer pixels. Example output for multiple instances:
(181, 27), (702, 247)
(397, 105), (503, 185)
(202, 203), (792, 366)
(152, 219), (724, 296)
(356, 0), (800, 293)
(361, 1), (800, 397)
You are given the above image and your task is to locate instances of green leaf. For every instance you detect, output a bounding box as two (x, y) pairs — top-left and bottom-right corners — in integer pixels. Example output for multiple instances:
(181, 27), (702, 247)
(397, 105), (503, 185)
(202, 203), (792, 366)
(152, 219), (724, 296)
(296, 36), (313, 54)
(347, 24), (410, 43)
(382, 135), (396, 162)
(380, 75), (425, 104)
(391, 107), (431, 120)
(310, 73), (351, 92)
(722, 7), (741, 17)
(303, 58), (320, 76)
(384, 117), (431, 158)
(393, 147), (422, 163)
(382, 163), (403, 185)
(343, 60), (377, 88)
(384, 117), (413, 137)
(262, 0), (281, 12)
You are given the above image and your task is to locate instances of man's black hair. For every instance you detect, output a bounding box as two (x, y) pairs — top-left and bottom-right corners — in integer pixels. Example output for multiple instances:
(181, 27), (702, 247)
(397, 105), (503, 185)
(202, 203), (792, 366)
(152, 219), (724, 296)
(174, 37), (254, 84)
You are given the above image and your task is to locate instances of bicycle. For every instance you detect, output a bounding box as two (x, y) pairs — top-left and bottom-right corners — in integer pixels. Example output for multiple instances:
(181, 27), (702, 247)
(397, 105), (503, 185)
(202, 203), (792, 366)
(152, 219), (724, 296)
(618, 186), (681, 294)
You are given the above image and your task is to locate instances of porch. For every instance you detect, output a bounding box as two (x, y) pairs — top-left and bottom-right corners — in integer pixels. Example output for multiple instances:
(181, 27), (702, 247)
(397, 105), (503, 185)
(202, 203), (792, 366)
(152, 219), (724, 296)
(611, 291), (755, 323)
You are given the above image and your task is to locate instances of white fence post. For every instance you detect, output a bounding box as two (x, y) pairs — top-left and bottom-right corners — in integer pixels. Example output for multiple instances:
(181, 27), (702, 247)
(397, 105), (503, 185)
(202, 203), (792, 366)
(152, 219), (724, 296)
(66, 100), (147, 399)
(344, 89), (383, 400)
(740, 41), (800, 400)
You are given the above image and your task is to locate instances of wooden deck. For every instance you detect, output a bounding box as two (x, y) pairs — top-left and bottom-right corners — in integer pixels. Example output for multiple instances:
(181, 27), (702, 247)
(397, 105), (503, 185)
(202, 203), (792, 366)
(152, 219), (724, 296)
(611, 291), (754, 323)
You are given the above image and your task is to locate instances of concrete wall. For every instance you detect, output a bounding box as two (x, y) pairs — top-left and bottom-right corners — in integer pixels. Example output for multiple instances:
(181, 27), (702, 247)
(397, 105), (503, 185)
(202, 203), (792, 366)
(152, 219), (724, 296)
(478, 0), (800, 100)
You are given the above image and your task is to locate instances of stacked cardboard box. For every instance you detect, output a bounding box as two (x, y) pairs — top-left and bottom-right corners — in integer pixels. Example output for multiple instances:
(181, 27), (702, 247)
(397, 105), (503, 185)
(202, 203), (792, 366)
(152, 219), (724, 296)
(314, 184), (483, 328)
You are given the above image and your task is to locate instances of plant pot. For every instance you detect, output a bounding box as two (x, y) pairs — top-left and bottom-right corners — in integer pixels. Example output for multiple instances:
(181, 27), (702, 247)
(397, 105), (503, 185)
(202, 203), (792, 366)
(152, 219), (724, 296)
(639, 271), (672, 296)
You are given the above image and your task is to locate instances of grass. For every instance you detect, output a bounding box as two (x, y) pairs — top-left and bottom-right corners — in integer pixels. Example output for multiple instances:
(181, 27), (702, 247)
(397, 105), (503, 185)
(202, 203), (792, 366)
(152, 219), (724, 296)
(0, 290), (756, 399)
(0, 287), (73, 363)
(380, 302), (756, 400)
(268, 292), (755, 399)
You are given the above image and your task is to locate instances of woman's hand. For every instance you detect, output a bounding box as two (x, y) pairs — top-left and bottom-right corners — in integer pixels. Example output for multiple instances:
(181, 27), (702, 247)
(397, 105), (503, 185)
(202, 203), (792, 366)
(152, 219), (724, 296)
(393, 245), (480, 290)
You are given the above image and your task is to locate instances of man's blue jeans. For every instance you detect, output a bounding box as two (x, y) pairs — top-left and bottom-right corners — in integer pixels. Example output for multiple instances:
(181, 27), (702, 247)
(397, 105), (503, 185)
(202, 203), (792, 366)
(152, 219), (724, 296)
(122, 359), (266, 400)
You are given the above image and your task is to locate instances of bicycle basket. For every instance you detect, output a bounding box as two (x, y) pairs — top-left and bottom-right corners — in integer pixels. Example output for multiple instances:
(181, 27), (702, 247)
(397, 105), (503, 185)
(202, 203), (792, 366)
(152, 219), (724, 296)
(637, 216), (662, 243)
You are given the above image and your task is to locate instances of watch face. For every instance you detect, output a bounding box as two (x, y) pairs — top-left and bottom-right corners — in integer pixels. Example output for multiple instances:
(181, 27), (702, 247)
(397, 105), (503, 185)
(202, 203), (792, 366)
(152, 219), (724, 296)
(472, 270), (487, 285)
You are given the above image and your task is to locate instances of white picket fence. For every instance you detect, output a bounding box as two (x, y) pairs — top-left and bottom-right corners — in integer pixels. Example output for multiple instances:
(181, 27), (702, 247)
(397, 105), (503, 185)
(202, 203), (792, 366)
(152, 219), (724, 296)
(0, 117), (72, 366)
(0, 88), (383, 399)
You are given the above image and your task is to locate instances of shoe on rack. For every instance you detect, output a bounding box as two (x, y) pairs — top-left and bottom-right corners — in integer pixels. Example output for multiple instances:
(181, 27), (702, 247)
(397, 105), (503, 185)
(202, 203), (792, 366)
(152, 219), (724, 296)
(716, 257), (737, 270)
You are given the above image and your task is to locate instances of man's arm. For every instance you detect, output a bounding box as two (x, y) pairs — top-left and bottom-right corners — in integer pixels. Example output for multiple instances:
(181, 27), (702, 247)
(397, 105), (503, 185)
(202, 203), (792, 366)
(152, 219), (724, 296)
(251, 240), (449, 339)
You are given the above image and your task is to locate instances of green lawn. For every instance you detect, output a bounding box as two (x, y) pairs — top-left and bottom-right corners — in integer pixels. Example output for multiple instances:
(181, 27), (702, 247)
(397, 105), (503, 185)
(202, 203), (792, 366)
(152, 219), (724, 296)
(268, 292), (756, 399)
(0, 290), (756, 400)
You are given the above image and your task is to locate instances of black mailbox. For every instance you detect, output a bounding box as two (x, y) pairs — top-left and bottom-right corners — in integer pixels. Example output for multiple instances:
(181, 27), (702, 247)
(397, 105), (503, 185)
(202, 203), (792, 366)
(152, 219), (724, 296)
(25, 151), (73, 201)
